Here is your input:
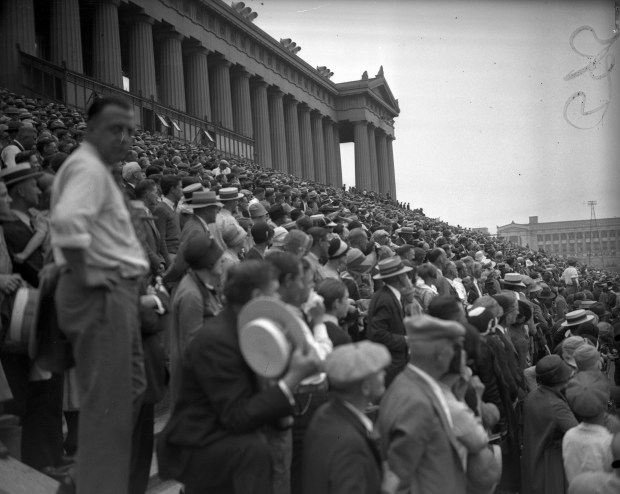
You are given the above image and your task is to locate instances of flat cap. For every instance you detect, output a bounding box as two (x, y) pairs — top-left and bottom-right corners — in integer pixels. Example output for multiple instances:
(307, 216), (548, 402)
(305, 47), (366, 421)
(325, 341), (391, 386)
(573, 344), (601, 372)
(404, 315), (465, 341)
(566, 370), (609, 418)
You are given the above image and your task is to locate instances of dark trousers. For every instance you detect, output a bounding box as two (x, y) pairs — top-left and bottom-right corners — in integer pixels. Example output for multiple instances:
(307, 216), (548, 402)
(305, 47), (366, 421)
(0, 353), (64, 469)
(130, 403), (154, 494)
(55, 272), (145, 494)
(181, 433), (272, 494)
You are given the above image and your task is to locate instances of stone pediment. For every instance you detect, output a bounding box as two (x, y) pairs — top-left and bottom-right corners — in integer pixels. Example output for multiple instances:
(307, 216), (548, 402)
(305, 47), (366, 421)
(368, 77), (400, 114)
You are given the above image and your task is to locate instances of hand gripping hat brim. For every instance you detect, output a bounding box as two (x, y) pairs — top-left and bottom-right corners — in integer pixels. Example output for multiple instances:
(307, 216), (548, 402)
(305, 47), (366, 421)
(238, 297), (308, 378)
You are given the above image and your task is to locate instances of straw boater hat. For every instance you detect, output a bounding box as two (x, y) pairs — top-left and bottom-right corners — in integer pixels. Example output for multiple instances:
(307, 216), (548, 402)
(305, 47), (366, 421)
(0, 163), (42, 186)
(217, 187), (243, 201)
(561, 309), (596, 328)
(373, 256), (413, 280)
(237, 297), (308, 379)
(502, 273), (526, 288)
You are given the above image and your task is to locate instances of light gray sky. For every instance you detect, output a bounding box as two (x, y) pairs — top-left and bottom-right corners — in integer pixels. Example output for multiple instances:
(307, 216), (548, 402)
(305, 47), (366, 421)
(250, 0), (620, 232)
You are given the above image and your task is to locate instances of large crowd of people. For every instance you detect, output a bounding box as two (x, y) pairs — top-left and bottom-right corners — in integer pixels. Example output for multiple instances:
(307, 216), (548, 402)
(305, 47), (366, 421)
(0, 90), (619, 494)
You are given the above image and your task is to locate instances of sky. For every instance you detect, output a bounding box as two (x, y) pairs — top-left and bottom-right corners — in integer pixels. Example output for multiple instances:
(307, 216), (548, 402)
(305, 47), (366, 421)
(248, 0), (620, 233)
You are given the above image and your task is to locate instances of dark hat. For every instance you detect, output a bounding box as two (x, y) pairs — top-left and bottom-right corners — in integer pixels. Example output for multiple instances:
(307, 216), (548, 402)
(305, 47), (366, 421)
(183, 234), (223, 270)
(268, 204), (288, 222)
(190, 190), (224, 209)
(325, 342), (391, 387)
(535, 355), (573, 386)
(373, 256), (413, 280)
(0, 163), (42, 186)
(492, 294), (517, 316)
(467, 306), (496, 334)
(427, 296), (463, 319)
(566, 370), (609, 417)
(404, 314), (465, 342)
(327, 237), (349, 260)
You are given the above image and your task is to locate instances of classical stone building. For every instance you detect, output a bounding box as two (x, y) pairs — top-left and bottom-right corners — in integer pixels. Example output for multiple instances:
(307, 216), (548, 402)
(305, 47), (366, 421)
(497, 215), (620, 258)
(0, 0), (400, 197)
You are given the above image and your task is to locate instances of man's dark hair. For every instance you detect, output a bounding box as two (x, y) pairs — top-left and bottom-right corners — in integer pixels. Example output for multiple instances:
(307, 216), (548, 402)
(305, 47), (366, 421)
(223, 261), (276, 306)
(316, 278), (347, 311)
(86, 96), (131, 122)
(265, 252), (301, 285)
(307, 226), (328, 246)
(135, 179), (156, 200)
(427, 248), (445, 264)
(160, 174), (181, 196)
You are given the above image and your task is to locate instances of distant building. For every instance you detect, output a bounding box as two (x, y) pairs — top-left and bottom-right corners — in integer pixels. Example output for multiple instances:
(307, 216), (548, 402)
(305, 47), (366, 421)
(497, 216), (620, 258)
(471, 227), (489, 235)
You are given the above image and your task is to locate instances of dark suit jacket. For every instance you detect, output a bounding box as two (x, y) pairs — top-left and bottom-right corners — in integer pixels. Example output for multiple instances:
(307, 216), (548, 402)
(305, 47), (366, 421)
(163, 215), (210, 285)
(1, 216), (43, 287)
(434, 273), (457, 297)
(325, 320), (352, 347)
(302, 399), (382, 494)
(153, 201), (180, 255)
(378, 366), (466, 494)
(157, 306), (293, 481)
(367, 286), (407, 386)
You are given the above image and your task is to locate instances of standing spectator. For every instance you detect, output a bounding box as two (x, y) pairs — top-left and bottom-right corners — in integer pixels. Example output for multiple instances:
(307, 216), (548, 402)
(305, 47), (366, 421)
(522, 355), (577, 494)
(367, 257), (412, 387)
(562, 258), (581, 296)
(51, 96), (149, 494)
(245, 222), (273, 261)
(153, 174), (182, 259)
(427, 248), (458, 297)
(378, 315), (467, 494)
(302, 342), (390, 494)
(563, 371), (614, 485)
(316, 278), (353, 347)
(121, 161), (144, 200)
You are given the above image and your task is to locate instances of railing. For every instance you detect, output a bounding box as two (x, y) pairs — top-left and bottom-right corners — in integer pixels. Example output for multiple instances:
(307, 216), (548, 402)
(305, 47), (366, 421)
(18, 51), (256, 163)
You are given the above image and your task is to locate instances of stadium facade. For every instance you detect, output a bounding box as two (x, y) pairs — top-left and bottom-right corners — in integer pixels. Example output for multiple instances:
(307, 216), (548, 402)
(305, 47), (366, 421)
(0, 0), (400, 197)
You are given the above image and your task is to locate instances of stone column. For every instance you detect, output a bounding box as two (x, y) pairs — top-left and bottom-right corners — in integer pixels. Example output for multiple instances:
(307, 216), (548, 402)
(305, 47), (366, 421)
(298, 104), (315, 181)
(92, 0), (123, 87)
(268, 88), (287, 173)
(209, 57), (234, 130)
(230, 68), (253, 137)
(375, 131), (390, 195)
(0, 0), (36, 90)
(333, 124), (343, 186)
(323, 118), (337, 186)
(127, 15), (156, 100)
(367, 124), (379, 192)
(283, 97), (302, 177)
(51, 0), (83, 72)
(156, 30), (186, 111)
(387, 136), (396, 199)
(250, 79), (272, 168)
(185, 46), (211, 120)
(311, 111), (327, 183)
(354, 121), (371, 191)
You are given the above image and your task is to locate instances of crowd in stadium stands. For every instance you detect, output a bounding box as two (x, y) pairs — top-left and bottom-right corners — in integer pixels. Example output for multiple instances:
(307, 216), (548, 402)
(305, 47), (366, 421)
(0, 90), (619, 494)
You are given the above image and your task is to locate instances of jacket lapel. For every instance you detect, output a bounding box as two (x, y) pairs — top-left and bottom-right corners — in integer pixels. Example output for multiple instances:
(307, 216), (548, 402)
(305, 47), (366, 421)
(331, 400), (382, 466)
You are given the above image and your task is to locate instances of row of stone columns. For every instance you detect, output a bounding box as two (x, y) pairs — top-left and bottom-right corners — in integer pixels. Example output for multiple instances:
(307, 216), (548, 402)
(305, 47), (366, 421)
(354, 121), (395, 196)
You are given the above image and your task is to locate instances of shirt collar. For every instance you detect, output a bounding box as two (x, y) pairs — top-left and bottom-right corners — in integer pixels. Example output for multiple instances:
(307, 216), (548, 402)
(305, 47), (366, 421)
(323, 313), (339, 326)
(162, 197), (175, 210)
(341, 400), (374, 434)
(386, 283), (401, 303)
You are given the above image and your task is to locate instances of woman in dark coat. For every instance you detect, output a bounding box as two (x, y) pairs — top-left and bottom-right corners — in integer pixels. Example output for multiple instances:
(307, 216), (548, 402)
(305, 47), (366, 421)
(522, 355), (577, 494)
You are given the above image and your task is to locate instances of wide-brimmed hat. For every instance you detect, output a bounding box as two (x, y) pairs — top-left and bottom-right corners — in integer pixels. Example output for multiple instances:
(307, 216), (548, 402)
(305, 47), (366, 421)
(217, 187), (243, 201)
(395, 226), (416, 235)
(561, 309), (596, 328)
(190, 190), (224, 209)
(535, 354), (573, 386)
(0, 163), (42, 186)
(502, 272), (525, 288)
(238, 297), (309, 379)
(537, 283), (556, 300)
(373, 256), (413, 280)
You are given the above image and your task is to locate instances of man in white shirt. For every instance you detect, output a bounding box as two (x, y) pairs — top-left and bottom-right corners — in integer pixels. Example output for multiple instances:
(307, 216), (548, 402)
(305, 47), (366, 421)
(562, 258), (580, 295)
(563, 371), (614, 484)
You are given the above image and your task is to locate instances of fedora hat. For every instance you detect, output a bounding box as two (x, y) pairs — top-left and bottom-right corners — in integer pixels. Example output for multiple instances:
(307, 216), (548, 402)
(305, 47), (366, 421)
(373, 256), (413, 280)
(560, 309), (596, 328)
(502, 272), (525, 287)
(238, 297), (309, 378)
(0, 163), (42, 187)
(190, 190), (223, 209)
(217, 187), (243, 201)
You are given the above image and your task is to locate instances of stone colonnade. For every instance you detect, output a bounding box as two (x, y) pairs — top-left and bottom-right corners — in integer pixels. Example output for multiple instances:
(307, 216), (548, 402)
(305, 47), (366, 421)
(0, 0), (400, 195)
